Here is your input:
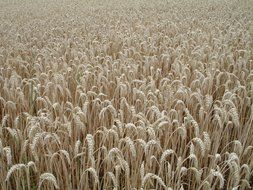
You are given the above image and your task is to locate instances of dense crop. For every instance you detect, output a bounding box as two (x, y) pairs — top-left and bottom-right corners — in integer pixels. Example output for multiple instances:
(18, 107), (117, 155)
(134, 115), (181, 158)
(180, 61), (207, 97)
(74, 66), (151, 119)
(0, 0), (253, 189)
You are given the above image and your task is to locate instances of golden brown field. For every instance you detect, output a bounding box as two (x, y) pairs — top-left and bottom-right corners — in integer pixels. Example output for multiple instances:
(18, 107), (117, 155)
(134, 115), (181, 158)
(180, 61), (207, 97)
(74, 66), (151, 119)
(0, 0), (253, 189)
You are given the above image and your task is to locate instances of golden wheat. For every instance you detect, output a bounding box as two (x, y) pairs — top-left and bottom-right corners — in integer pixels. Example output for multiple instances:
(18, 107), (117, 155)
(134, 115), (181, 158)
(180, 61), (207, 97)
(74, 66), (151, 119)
(0, 0), (253, 189)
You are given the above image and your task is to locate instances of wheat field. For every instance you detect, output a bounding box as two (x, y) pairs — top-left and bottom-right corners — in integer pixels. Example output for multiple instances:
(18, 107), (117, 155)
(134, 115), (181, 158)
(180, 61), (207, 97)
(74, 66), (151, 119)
(0, 0), (253, 189)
